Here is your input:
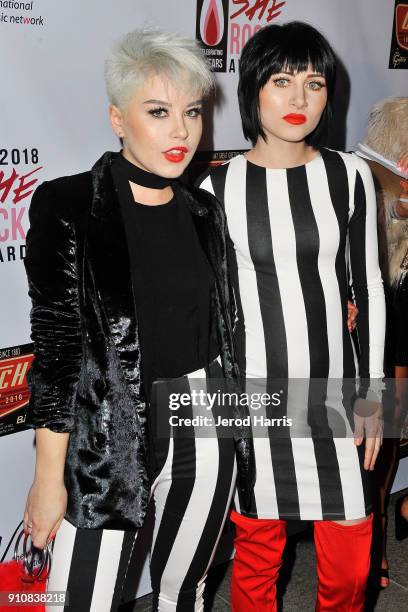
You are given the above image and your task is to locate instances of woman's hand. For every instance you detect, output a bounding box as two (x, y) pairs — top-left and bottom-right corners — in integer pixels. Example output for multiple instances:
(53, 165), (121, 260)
(397, 151), (408, 174)
(353, 398), (384, 470)
(347, 300), (358, 332)
(24, 478), (67, 549)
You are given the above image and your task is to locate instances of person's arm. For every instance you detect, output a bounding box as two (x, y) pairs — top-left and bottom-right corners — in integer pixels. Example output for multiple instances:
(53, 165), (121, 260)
(395, 151), (408, 218)
(23, 181), (82, 547)
(348, 156), (386, 469)
(24, 181), (82, 432)
(24, 429), (69, 548)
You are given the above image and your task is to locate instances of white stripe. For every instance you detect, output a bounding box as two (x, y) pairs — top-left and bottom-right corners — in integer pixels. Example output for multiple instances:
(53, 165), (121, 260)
(354, 157), (385, 379)
(225, 156), (268, 379)
(333, 438), (366, 519)
(151, 436), (174, 552)
(247, 378), (279, 517)
(265, 168), (309, 378)
(89, 531), (126, 612)
(291, 438), (323, 520)
(224, 157), (279, 515)
(199, 174), (215, 196)
(306, 158), (343, 378)
(46, 519), (77, 612)
(157, 374), (220, 611)
(265, 168), (323, 517)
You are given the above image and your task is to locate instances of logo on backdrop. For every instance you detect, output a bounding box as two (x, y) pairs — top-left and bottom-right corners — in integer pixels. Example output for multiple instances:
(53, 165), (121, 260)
(389, 2), (408, 68)
(0, 1), (45, 27)
(189, 149), (247, 184)
(196, 0), (287, 73)
(0, 343), (33, 436)
(196, 0), (230, 72)
(0, 148), (42, 264)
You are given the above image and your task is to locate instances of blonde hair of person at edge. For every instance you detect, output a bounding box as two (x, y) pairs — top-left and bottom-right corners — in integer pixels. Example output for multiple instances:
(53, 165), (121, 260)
(357, 96), (408, 587)
(22, 27), (255, 612)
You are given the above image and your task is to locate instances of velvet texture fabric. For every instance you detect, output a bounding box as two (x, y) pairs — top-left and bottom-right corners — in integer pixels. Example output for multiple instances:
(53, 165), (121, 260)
(24, 151), (254, 530)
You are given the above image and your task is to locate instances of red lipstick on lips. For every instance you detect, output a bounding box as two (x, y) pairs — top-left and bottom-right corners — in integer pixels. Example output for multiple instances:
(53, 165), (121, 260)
(283, 114), (307, 125)
(163, 146), (188, 163)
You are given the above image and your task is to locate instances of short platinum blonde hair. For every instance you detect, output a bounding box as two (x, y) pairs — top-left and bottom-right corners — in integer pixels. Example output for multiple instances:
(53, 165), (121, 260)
(104, 28), (214, 109)
(363, 97), (408, 162)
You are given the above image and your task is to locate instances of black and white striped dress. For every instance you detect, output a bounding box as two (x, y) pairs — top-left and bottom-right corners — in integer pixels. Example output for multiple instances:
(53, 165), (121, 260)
(199, 148), (385, 521)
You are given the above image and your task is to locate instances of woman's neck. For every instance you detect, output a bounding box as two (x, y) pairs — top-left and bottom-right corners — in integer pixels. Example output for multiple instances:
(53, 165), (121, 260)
(246, 136), (319, 169)
(121, 149), (174, 206)
(128, 182), (174, 206)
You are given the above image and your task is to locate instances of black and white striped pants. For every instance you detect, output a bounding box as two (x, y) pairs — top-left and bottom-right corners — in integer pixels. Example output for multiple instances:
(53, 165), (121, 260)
(47, 361), (237, 611)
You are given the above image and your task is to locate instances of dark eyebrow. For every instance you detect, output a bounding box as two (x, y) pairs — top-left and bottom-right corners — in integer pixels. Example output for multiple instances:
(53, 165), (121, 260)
(143, 98), (204, 106)
(273, 71), (325, 78)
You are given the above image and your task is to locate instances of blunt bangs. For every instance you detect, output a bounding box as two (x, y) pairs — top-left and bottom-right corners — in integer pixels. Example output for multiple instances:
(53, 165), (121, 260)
(238, 21), (337, 146)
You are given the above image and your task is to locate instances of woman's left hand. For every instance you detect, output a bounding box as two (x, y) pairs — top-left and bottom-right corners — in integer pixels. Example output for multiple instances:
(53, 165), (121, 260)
(353, 398), (384, 470)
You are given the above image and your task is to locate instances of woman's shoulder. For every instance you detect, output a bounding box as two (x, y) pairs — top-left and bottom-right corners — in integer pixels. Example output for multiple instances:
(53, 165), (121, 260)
(322, 147), (371, 175)
(36, 169), (92, 198)
(29, 170), (93, 224)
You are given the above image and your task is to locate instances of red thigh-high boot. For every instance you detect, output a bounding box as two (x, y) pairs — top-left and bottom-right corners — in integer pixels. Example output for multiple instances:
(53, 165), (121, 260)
(314, 514), (373, 612)
(230, 510), (287, 612)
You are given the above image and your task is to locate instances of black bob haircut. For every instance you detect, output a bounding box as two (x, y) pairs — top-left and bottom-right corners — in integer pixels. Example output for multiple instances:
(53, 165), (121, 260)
(238, 21), (337, 147)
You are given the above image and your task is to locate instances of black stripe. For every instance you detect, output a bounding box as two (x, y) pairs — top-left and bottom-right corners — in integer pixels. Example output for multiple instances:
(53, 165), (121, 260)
(287, 164), (345, 518)
(349, 170), (369, 378)
(307, 379), (345, 518)
(246, 161), (300, 519)
(64, 528), (103, 612)
(321, 149), (355, 377)
(209, 164), (228, 210)
(286, 165), (329, 376)
(210, 165), (247, 376)
(149, 376), (196, 608)
(176, 372), (235, 610)
(357, 442), (374, 516)
(109, 531), (137, 611)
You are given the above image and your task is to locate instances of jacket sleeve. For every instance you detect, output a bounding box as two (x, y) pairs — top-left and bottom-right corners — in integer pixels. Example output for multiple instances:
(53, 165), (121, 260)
(348, 156), (385, 383)
(24, 181), (82, 432)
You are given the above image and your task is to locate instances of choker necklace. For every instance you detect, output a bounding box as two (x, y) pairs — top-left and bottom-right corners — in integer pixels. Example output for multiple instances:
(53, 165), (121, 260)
(115, 152), (173, 189)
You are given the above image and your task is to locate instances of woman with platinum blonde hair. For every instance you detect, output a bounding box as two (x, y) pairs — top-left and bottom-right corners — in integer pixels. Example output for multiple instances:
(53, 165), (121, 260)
(23, 28), (254, 611)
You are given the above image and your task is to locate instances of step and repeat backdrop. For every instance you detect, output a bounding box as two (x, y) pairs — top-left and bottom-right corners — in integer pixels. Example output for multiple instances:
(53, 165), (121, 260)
(1, 0), (407, 598)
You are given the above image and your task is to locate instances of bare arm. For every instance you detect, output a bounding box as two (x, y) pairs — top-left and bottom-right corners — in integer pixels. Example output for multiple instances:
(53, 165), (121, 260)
(24, 429), (69, 548)
(396, 152), (408, 218)
(34, 429), (69, 484)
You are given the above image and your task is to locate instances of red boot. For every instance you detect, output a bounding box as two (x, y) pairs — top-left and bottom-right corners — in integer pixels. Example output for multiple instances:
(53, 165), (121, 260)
(314, 514), (373, 611)
(230, 510), (287, 612)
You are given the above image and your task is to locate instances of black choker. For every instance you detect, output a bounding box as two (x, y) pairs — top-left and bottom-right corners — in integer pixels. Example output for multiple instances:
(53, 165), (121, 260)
(115, 152), (173, 189)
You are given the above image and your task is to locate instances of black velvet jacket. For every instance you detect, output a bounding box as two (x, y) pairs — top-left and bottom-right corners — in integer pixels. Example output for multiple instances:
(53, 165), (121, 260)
(24, 152), (254, 530)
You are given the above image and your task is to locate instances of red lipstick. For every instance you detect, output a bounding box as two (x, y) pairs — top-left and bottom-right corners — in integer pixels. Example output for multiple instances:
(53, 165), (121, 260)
(163, 146), (188, 163)
(283, 114), (307, 125)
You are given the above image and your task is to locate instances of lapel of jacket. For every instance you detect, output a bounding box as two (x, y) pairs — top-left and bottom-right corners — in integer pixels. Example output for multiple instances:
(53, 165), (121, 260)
(176, 183), (232, 330)
(88, 151), (144, 410)
(175, 183), (238, 378)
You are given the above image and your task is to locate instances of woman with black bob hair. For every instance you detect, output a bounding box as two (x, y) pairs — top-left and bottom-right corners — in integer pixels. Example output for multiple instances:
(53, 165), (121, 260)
(238, 20), (336, 148)
(199, 21), (385, 611)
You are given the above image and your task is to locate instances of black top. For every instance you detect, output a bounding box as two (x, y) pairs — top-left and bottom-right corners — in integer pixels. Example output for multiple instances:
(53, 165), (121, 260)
(111, 156), (218, 397)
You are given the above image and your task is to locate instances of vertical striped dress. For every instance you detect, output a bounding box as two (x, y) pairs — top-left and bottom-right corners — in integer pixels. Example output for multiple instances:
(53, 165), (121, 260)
(199, 148), (385, 521)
